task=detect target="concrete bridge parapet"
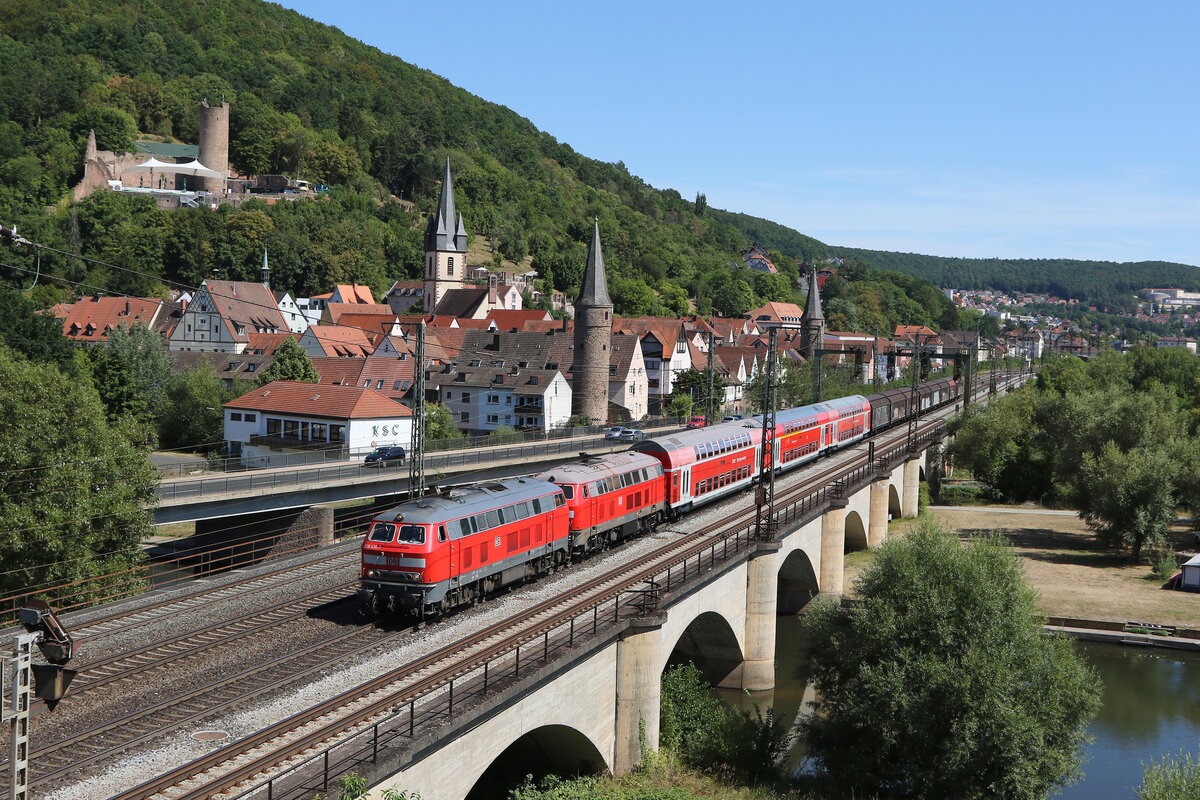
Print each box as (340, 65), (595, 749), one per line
(361, 435), (940, 799)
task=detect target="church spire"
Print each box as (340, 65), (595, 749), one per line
(577, 219), (613, 308)
(804, 265), (824, 322)
(424, 158), (467, 253)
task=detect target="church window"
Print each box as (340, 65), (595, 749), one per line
(447, 257), (455, 276)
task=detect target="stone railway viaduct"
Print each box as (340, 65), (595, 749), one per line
(352, 438), (931, 799)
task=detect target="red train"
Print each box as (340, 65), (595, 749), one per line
(360, 377), (963, 615)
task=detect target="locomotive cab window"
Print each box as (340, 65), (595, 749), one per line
(368, 522), (397, 543)
(561, 485), (575, 500)
(395, 525), (426, 544)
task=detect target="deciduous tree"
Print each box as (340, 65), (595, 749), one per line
(255, 336), (318, 385)
(0, 347), (156, 596)
(799, 520), (1099, 800)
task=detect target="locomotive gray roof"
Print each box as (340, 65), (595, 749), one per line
(376, 476), (558, 525)
(531, 450), (660, 484)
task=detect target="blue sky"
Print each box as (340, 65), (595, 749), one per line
(278, 1), (1198, 265)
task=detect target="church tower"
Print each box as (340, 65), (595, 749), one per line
(423, 159), (469, 311)
(800, 265), (825, 361)
(572, 220), (614, 425)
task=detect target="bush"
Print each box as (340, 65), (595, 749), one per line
(659, 664), (792, 785)
(1152, 549), (1180, 579)
(1138, 750), (1200, 799)
(918, 481), (930, 515)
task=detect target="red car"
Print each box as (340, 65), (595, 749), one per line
(685, 415), (706, 429)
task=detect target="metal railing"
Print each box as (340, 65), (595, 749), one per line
(155, 426), (681, 502)
(154, 417), (685, 478)
(219, 417), (961, 800)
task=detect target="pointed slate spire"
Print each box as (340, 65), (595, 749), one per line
(577, 219), (613, 308)
(804, 265), (824, 322)
(260, 246), (270, 288)
(424, 158), (468, 253)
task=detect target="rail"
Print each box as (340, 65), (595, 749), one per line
(146, 409), (972, 800)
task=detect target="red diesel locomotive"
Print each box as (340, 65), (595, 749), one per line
(360, 379), (964, 615)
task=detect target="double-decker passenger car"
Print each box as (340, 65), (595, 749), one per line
(633, 421), (762, 514)
(359, 477), (566, 614)
(532, 451), (667, 555)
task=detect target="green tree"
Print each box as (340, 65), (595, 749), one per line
(0, 347), (156, 596)
(255, 336), (318, 385)
(1138, 749), (1200, 800)
(424, 402), (462, 442)
(1078, 442), (1179, 560)
(92, 323), (174, 425)
(0, 287), (77, 374)
(160, 362), (228, 450)
(670, 368), (722, 417)
(799, 519), (1099, 800)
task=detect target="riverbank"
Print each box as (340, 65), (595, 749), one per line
(844, 506), (1200, 629)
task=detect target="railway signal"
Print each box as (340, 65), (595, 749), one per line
(4, 600), (77, 800)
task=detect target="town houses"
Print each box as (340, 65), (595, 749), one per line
(47, 159), (1137, 468)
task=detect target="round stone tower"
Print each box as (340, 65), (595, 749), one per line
(198, 99), (230, 196)
(572, 220), (614, 425)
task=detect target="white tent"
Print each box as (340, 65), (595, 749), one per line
(125, 158), (223, 191)
(1182, 553), (1200, 592)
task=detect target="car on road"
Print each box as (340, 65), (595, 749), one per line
(364, 446), (407, 467)
(618, 428), (647, 442)
(722, 414), (745, 422)
(604, 426), (630, 440)
(685, 416), (706, 429)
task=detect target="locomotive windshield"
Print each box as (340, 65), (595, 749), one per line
(368, 523), (427, 544)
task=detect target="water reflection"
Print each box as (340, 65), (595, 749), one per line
(1055, 641), (1200, 799)
(725, 620), (1200, 800)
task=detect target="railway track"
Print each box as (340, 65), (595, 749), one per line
(31, 373), (1027, 799)
(108, 397), (996, 800)
(59, 529), (365, 642)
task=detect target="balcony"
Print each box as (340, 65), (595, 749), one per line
(248, 434), (345, 453)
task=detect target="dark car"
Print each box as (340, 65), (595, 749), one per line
(364, 446), (406, 467)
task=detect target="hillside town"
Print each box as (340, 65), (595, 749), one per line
(43, 159), (1129, 473)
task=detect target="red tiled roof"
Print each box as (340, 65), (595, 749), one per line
(334, 284), (376, 304)
(324, 302), (393, 324)
(485, 309), (553, 330)
(55, 296), (166, 341)
(747, 301), (805, 323)
(244, 333), (294, 355)
(304, 325), (374, 357)
(201, 280), (290, 341)
(225, 380), (411, 419)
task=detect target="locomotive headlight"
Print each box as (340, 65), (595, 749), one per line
(367, 570), (378, 578)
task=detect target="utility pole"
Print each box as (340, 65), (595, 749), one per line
(907, 335), (923, 452)
(705, 330), (716, 427)
(755, 326), (779, 541)
(408, 321), (426, 501)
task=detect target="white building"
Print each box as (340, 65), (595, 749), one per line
(223, 380), (413, 467)
(427, 367), (571, 433)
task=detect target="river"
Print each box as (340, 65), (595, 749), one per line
(716, 617), (1200, 798)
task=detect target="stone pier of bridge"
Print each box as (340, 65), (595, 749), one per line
(361, 443), (931, 800)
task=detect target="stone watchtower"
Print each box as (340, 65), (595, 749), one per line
(800, 265), (825, 361)
(423, 159), (469, 312)
(572, 220), (614, 425)
(197, 98), (230, 196)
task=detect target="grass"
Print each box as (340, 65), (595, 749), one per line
(849, 505), (1200, 628)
